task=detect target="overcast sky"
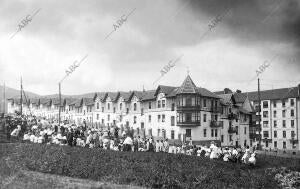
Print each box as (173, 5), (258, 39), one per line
(0, 0), (299, 95)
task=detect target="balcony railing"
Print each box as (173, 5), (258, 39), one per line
(228, 127), (237, 134)
(210, 121), (223, 128)
(228, 112), (238, 120)
(249, 133), (260, 140)
(177, 120), (200, 127)
(177, 105), (201, 111)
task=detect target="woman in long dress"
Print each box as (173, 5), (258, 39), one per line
(242, 146), (251, 164)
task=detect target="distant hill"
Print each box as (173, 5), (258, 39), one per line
(43, 92), (96, 99)
(0, 85), (40, 113)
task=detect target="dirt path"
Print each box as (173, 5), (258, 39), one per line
(1, 170), (145, 189)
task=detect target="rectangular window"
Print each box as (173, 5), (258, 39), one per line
(162, 114), (165, 122)
(263, 131), (269, 138)
(274, 141), (277, 148)
(291, 120), (295, 128)
(97, 114), (99, 120)
(283, 141), (286, 149)
(203, 99), (207, 107)
(101, 119), (104, 124)
(273, 110), (277, 118)
(157, 129), (160, 136)
(171, 130), (175, 139)
(274, 120), (277, 127)
(107, 114), (110, 121)
(149, 115), (151, 123)
(282, 100), (286, 107)
(203, 114), (207, 122)
(171, 103), (175, 111)
(102, 107), (104, 112)
(291, 131), (295, 138)
(113, 107), (116, 113)
(211, 129), (214, 137)
(273, 101), (276, 108)
(171, 116), (175, 126)
(126, 108), (129, 114)
(291, 109), (294, 117)
(283, 120), (286, 128)
(229, 135), (232, 141)
(204, 129), (207, 137)
(162, 100), (166, 108)
(149, 102), (152, 109)
(107, 103), (110, 110)
(274, 131), (277, 138)
(263, 101), (268, 108)
(291, 99), (295, 106)
(283, 131), (286, 138)
(282, 110), (286, 118)
(221, 135), (224, 143)
(158, 115), (161, 122)
(186, 129), (191, 138)
(263, 111), (268, 118)
(215, 129), (218, 137)
(244, 127), (247, 135)
(158, 101), (161, 108)
(263, 121), (269, 128)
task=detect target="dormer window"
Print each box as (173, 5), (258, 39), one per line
(134, 103), (137, 111)
(158, 100), (161, 108)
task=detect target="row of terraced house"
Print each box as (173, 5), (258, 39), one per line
(6, 75), (300, 151)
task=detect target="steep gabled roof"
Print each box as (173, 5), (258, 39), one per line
(233, 93), (247, 104)
(83, 98), (94, 106)
(218, 94), (234, 105)
(197, 87), (220, 99)
(118, 91), (133, 102)
(73, 99), (82, 107)
(141, 90), (156, 101)
(105, 92), (119, 102)
(93, 92), (107, 101)
(154, 85), (177, 97)
(176, 75), (198, 94)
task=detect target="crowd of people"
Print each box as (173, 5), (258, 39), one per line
(3, 114), (257, 166)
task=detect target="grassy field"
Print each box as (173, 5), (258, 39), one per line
(1, 142), (300, 189)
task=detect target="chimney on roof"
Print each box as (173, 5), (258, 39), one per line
(236, 89), (242, 93)
(224, 88), (232, 94)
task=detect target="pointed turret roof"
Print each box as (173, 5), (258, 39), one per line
(176, 75), (198, 94)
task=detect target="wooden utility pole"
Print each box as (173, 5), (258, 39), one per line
(58, 82), (61, 125)
(258, 78), (262, 149)
(20, 77), (23, 116)
(3, 82), (5, 113)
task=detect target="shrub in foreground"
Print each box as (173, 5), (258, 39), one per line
(2, 143), (300, 188)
